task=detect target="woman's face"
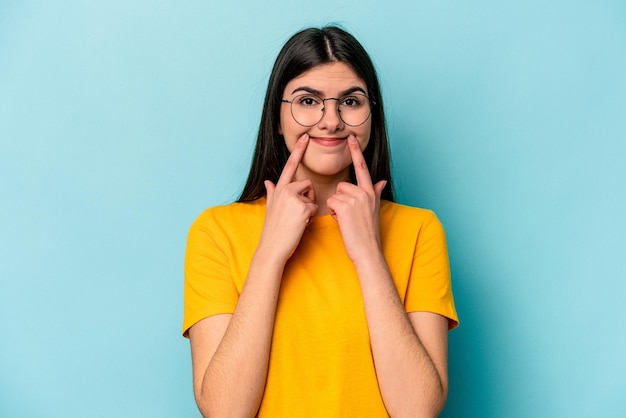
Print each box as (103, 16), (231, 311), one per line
(279, 62), (372, 182)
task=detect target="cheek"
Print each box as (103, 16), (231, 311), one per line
(278, 111), (285, 136)
(278, 105), (294, 136)
(358, 123), (372, 151)
(279, 110), (303, 151)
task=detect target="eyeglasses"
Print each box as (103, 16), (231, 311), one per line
(281, 93), (375, 127)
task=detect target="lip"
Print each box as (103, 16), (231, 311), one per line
(310, 136), (347, 147)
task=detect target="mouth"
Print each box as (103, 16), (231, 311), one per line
(309, 136), (347, 147)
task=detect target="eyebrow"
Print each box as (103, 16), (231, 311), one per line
(290, 86), (368, 97)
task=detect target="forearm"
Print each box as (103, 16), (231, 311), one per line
(354, 252), (447, 418)
(198, 249), (285, 417)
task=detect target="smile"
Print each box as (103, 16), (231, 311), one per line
(310, 136), (347, 147)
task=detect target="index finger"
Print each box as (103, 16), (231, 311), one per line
(276, 133), (309, 186)
(348, 135), (373, 189)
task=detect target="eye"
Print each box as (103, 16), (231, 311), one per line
(340, 96), (363, 108)
(296, 95), (322, 107)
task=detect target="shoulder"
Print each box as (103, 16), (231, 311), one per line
(380, 200), (442, 230)
(191, 198), (267, 233)
(187, 199), (267, 248)
(379, 201), (447, 250)
(186, 198), (267, 259)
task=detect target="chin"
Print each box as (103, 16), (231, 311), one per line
(302, 153), (352, 175)
(305, 163), (351, 178)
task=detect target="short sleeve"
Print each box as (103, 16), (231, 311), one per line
(182, 210), (239, 337)
(404, 211), (459, 329)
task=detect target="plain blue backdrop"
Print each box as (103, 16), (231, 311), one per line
(1, 1), (625, 417)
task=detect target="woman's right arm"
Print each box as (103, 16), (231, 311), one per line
(188, 251), (288, 417)
(188, 134), (314, 418)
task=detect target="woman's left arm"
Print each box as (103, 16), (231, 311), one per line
(352, 253), (449, 418)
(327, 136), (449, 418)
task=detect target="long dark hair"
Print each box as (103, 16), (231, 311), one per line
(238, 26), (394, 202)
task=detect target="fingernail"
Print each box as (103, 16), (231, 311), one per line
(299, 134), (309, 142)
(348, 135), (357, 143)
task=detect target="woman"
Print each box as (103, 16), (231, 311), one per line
(183, 26), (458, 417)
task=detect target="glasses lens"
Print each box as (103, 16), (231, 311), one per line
(337, 93), (372, 126)
(289, 94), (372, 127)
(290, 94), (324, 127)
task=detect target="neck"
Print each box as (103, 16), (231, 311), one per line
(295, 167), (351, 216)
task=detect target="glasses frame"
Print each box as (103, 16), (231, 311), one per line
(281, 93), (376, 127)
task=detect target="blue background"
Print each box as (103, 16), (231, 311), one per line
(1, 1), (625, 417)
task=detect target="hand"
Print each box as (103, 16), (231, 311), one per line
(259, 134), (318, 262)
(326, 135), (387, 263)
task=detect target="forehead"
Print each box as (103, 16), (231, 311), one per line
(284, 62), (366, 94)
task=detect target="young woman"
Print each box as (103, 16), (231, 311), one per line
(183, 26), (458, 418)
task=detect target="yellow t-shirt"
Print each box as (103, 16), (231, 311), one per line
(183, 198), (458, 417)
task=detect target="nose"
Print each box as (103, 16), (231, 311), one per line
(317, 98), (344, 131)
